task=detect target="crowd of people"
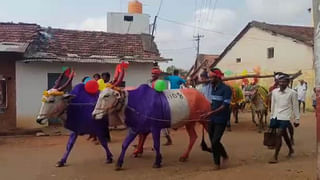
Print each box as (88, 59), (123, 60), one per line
(80, 63), (317, 170)
(149, 65), (305, 169)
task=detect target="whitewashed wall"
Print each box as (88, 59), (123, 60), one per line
(216, 27), (315, 109)
(16, 61), (153, 129)
(107, 12), (150, 34)
(217, 27), (314, 72)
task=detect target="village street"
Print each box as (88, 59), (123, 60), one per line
(0, 112), (316, 180)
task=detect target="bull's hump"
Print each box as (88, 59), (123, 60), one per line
(163, 90), (190, 127)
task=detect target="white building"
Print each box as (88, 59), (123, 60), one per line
(0, 22), (168, 129)
(107, 0), (151, 34)
(107, 12), (150, 34)
(216, 21), (314, 109)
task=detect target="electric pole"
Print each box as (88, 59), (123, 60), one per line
(151, 16), (158, 38)
(194, 34), (204, 57)
(193, 34), (204, 70)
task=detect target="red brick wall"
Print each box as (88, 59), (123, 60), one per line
(0, 53), (18, 130)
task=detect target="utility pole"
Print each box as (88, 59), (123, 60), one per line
(151, 16), (158, 38)
(312, 1), (320, 179)
(193, 34), (204, 70)
(194, 34), (204, 57)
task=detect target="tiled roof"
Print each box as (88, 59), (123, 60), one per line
(187, 54), (219, 78)
(217, 21), (314, 62)
(0, 22), (164, 62)
(251, 21), (314, 46)
(36, 28), (160, 59)
(0, 23), (40, 43)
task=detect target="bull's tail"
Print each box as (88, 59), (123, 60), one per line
(201, 125), (212, 153)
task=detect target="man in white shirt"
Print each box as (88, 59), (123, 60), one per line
(198, 71), (212, 102)
(295, 80), (307, 113)
(269, 73), (300, 164)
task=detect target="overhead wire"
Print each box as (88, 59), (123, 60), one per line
(157, 16), (280, 42)
(156, 0), (164, 16)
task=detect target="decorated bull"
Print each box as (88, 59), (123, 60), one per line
(230, 85), (245, 124)
(36, 69), (113, 167)
(243, 84), (269, 132)
(92, 85), (211, 169)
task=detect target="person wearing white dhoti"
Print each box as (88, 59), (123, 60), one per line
(294, 80), (307, 113)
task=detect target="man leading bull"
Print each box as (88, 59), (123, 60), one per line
(201, 68), (232, 170)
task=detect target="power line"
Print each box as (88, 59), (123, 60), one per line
(198, 0), (205, 28)
(156, 0), (164, 16)
(193, 0), (198, 36)
(158, 16), (225, 35)
(204, 0), (213, 25)
(157, 16), (281, 42)
(155, 39), (194, 43)
(160, 47), (195, 51)
(208, 0), (219, 24)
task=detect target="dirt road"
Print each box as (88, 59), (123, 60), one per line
(0, 112), (316, 180)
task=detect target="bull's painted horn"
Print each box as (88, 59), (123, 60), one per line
(57, 70), (75, 91)
(52, 73), (64, 89)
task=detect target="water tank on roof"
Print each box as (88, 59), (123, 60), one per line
(128, 0), (142, 14)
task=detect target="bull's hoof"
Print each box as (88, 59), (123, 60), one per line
(163, 142), (172, 146)
(268, 146), (275, 149)
(235, 121), (239, 124)
(152, 164), (162, 168)
(56, 161), (65, 167)
(133, 152), (143, 158)
(179, 157), (188, 162)
(106, 158), (113, 164)
(291, 139), (294, 146)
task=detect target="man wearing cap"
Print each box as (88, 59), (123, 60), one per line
(269, 73), (300, 164)
(201, 68), (232, 170)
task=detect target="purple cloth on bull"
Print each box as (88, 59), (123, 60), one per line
(65, 83), (108, 136)
(125, 84), (171, 133)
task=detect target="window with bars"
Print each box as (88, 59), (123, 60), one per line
(268, 47), (274, 59)
(0, 75), (7, 113)
(236, 58), (241, 63)
(124, 16), (134, 22)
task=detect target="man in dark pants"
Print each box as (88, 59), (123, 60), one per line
(201, 68), (232, 170)
(269, 73), (300, 163)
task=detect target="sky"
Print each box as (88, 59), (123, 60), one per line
(0, 0), (312, 71)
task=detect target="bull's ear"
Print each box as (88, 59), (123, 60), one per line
(63, 94), (76, 100)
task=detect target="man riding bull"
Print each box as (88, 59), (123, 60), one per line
(268, 73), (300, 164)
